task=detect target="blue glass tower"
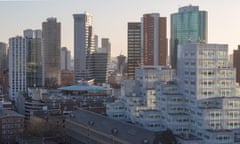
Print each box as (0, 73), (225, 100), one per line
(170, 5), (207, 70)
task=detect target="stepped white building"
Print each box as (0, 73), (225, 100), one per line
(107, 43), (240, 144)
(177, 43), (240, 144)
(107, 66), (174, 130)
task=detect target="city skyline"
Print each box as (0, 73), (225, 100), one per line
(1, 0), (240, 57)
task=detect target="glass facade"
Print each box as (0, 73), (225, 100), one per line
(170, 5), (207, 70)
(26, 38), (43, 87)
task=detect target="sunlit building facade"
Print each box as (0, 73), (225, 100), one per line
(127, 22), (141, 80)
(73, 12), (94, 83)
(233, 45), (240, 84)
(142, 13), (167, 66)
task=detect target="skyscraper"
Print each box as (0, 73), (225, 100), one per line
(92, 47), (109, 85)
(170, 5), (207, 69)
(233, 45), (240, 84)
(24, 29), (43, 88)
(94, 35), (98, 51)
(117, 55), (126, 76)
(0, 42), (8, 95)
(101, 38), (111, 58)
(42, 18), (61, 88)
(127, 22), (141, 79)
(73, 12), (94, 83)
(9, 36), (27, 100)
(142, 13), (167, 66)
(61, 47), (71, 70)
(102, 38), (111, 81)
(0, 43), (7, 76)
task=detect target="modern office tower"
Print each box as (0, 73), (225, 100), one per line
(0, 43), (7, 73)
(42, 18), (61, 88)
(92, 38), (111, 84)
(24, 29), (43, 88)
(233, 45), (240, 84)
(117, 55), (126, 76)
(0, 42), (8, 94)
(142, 13), (167, 66)
(101, 38), (111, 76)
(101, 38), (111, 59)
(178, 43), (240, 143)
(127, 22), (141, 80)
(73, 12), (94, 83)
(170, 5), (207, 70)
(94, 35), (98, 51)
(92, 47), (109, 85)
(60, 47), (73, 86)
(229, 54), (233, 67)
(61, 47), (71, 70)
(9, 36), (27, 101)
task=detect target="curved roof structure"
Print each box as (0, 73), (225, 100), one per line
(58, 82), (107, 92)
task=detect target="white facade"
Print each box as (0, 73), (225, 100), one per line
(73, 12), (94, 83)
(107, 43), (240, 143)
(136, 110), (163, 131)
(9, 36), (27, 100)
(156, 82), (190, 135)
(107, 65), (174, 129)
(135, 66), (175, 109)
(177, 43), (240, 144)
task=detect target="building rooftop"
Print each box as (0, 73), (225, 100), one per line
(178, 5), (199, 13)
(0, 109), (24, 118)
(58, 82), (108, 92)
(176, 134), (202, 140)
(68, 109), (177, 144)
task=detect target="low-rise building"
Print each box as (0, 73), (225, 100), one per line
(65, 109), (177, 144)
(0, 109), (24, 143)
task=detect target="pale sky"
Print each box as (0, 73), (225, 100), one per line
(0, 0), (240, 57)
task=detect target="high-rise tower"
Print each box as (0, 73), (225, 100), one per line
(142, 13), (167, 66)
(101, 38), (111, 64)
(0, 42), (8, 95)
(233, 45), (240, 84)
(9, 36), (27, 100)
(61, 47), (71, 70)
(24, 29), (43, 88)
(0, 43), (7, 74)
(170, 5), (207, 70)
(127, 22), (141, 79)
(42, 18), (61, 88)
(73, 12), (94, 83)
